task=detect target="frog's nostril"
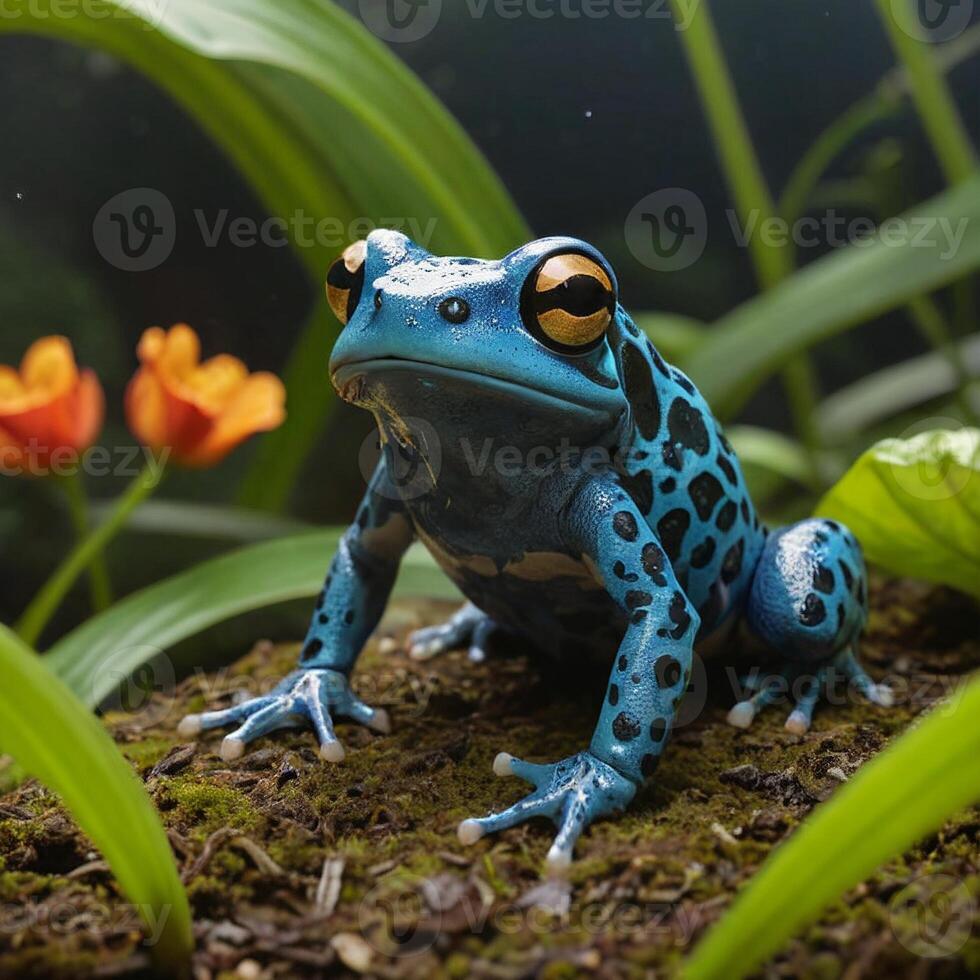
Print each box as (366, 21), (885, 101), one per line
(374, 289), (383, 311)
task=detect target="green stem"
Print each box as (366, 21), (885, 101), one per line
(17, 459), (167, 647)
(872, 0), (978, 185)
(778, 98), (898, 227)
(669, 0), (822, 487)
(61, 471), (113, 613)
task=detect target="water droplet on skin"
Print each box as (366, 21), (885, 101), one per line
(584, 110), (593, 119)
(14, 192), (24, 201)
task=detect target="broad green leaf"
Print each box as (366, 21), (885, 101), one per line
(684, 672), (980, 980)
(46, 531), (458, 707)
(683, 177), (980, 414)
(0, 0), (530, 510)
(0, 625), (191, 968)
(815, 428), (980, 598)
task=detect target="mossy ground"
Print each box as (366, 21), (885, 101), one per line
(0, 578), (977, 978)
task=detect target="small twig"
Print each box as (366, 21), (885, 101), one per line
(315, 857), (345, 916)
(181, 827), (237, 882)
(230, 835), (286, 877)
(66, 859), (111, 879)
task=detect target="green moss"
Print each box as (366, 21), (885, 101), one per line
(118, 736), (175, 769)
(158, 777), (261, 835)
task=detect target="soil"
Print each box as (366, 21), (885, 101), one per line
(0, 577), (977, 978)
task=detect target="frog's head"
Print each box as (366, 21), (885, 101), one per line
(328, 230), (629, 439)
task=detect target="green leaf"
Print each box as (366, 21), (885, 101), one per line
(818, 335), (980, 444)
(814, 428), (980, 598)
(0, 0), (530, 510)
(725, 425), (815, 486)
(92, 498), (313, 542)
(682, 177), (980, 414)
(46, 531), (458, 707)
(0, 625), (191, 968)
(684, 672), (980, 980)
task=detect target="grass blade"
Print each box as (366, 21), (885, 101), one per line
(45, 531), (458, 707)
(684, 672), (980, 980)
(872, 0), (977, 185)
(818, 334), (980, 443)
(682, 177), (980, 414)
(0, 625), (192, 968)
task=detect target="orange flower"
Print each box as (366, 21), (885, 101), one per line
(0, 336), (104, 476)
(125, 324), (286, 467)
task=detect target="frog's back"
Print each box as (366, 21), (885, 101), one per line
(611, 314), (767, 638)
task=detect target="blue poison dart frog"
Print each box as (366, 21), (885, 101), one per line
(179, 231), (891, 869)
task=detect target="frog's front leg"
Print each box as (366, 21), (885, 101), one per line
(178, 461), (415, 761)
(457, 480), (699, 869)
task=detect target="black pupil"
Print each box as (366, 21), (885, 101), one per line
(438, 296), (470, 323)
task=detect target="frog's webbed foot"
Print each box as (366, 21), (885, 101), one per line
(457, 751), (637, 871)
(727, 647), (893, 735)
(407, 601), (498, 662)
(177, 668), (390, 762)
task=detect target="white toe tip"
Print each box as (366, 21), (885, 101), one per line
(545, 846), (572, 873)
(492, 752), (514, 777)
(784, 711), (810, 735)
(369, 708), (392, 735)
(408, 643), (434, 661)
(220, 737), (245, 762)
(873, 685), (895, 707)
(468, 647), (486, 663)
(457, 819), (485, 845)
(177, 715), (202, 738)
(320, 741), (346, 764)
(727, 701), (756, 729)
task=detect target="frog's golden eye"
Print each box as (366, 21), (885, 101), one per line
(520, 252), (615, 354)
(326, 240), (367, 325)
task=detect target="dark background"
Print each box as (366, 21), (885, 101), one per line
(1, 0), (977, 636)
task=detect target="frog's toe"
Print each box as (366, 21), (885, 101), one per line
(458, 751), (636, 869)
(407, 601), (496, 662)
(726, 671), (790, 730)
(836, 648), (893, 706)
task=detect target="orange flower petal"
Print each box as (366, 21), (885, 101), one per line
(125, 367), (171, 451)
(157, 323), (201, 377)
(20, 336), (78, 400)
(182, 372), (286, 466)
(70, 369), (105, 454)
(184, 354), (249, 414)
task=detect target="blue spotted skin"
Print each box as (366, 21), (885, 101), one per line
(179, 230), (885, 868)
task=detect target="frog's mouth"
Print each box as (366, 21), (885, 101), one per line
(331, 356), (615, 419)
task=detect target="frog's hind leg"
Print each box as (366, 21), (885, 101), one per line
(407, 601), (498, 662)
(732, 517), (891, 733)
